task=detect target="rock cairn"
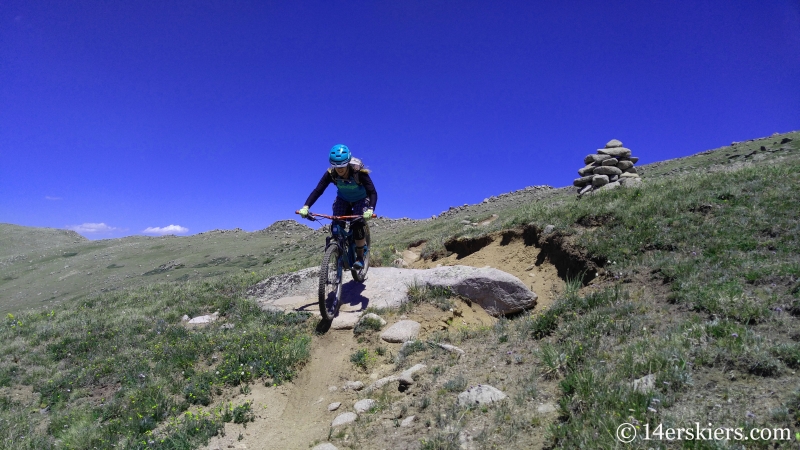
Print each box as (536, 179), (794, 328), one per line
(574, 139), (642, 196)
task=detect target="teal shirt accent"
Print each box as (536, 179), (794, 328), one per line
(335, 176), (367, 202)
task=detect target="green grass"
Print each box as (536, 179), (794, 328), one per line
(0, 271), (312, 449)
(3, 131), (800, 449)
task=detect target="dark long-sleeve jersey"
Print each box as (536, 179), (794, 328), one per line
(304, 169), (378, 210)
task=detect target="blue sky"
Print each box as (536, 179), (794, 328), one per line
(2, 1), (799, 239)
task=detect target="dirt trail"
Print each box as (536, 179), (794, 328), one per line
(203, 330), (359, 450)
(204, 234), (562, 449)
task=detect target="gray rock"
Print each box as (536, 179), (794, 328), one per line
(354, 399), (376, 413)
(628, 156), (639, 163)
(357, 313), (387, 328)
(598, 147), (632, 158)
(421, 266), (537, 315)
(598, 181), (621, 191)
(188, 311), (219, 325)
(344, 381), (365, 391)
(380, 320), (421, 343)
(605, 139), (623, 148)
(436, 343), (466, 355)
(609, 175), (619, 182)
(331, 412), (358, 427)
(543, 224), (555, 235)
(400, 364), (426, 384)
(619, 177), (643, 187)
(577, 165), (596, 177)
(593, 166), (623, 176)
(312, 444), (339, 450)
(573, 176), (594, 187)
(625, 167), (638, 174)
(256, 265), (535, 318)
(330, 312), (362, 330)
(578, 185), (593, 195)
(620, 172), (640, 178)
(616, 160), (634, 170)
(400, 415), (416, 427)
(537, 403), (557, 414)
(601, 158), (619, 166)
(367, 375), (398, 392)
(592, 174), (609, 187)
(631, 374), (656, 393)
(457, 385), (508, 407)
(584, 154), (614, 164)
(328, 402), (341, 411)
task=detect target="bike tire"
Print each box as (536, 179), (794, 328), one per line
(351, 225), (370, 283)
(318, 244), (343, 321)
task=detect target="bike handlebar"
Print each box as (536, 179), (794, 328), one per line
(295, 211), (378, 220)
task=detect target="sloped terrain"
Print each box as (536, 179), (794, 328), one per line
(1, 130), (799, 449)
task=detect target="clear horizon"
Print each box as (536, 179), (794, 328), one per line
(2, 1), (799, 239)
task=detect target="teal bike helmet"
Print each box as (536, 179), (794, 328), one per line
(329, 144), (351, 167)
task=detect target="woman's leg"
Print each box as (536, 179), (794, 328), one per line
(350, 199), (371, 264)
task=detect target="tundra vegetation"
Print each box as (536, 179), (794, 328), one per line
(1, 131), (799, 449)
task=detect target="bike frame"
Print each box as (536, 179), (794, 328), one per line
(296, 211), (374, 271)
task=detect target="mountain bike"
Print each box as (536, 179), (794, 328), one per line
(296, 211), (374, 321)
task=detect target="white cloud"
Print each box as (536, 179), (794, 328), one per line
(142, 224), (189, 235)
(45, 196), (62, 200)
(66, 222), (119, 234)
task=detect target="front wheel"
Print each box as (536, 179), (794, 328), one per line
(318, 244), (343, 321)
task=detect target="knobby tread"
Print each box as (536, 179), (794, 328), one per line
(318, 244), (340, 321)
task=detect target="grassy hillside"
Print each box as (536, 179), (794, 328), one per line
(1, 130), (798, 449)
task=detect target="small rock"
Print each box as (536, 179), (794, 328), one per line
(354, 399), (376, 413)
(344, 381), (365, 391)
(457, 384), (507, 407)
(312, 443), (338, 450)
(598, 181), (621, 191)
(367, 375), (398, 392)
(593, 166), (623, 176)
(436, 344), (464, 355)
(584, 154), (614, 164)
(605, 139), (623, 148)
(537, 403), (557, 414)
(331, 412), (358, 427)
(188, 313), (219, 325)
(328, 402), (341, 411)
(400, 415), (416, 427)
(631, 374), (656, 393)
(577, 165), (596, 176)
(592, 174), (609, 187)
(543, 225), (555, 235)
(357, 313), (387, 327)
(601, 158), (619, 166)
(380, 320), (421, 343)
(598, 147), (632, 158)
(573, 175), (594, 187)
(616, 160), (634, 170)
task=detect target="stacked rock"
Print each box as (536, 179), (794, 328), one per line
(574, 139), (642, 196)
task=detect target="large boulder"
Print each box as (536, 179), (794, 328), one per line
(420, 266), (537, 315)
(253, 265), (537, 317)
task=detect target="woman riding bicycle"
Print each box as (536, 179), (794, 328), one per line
(298, 144), (378, 269)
